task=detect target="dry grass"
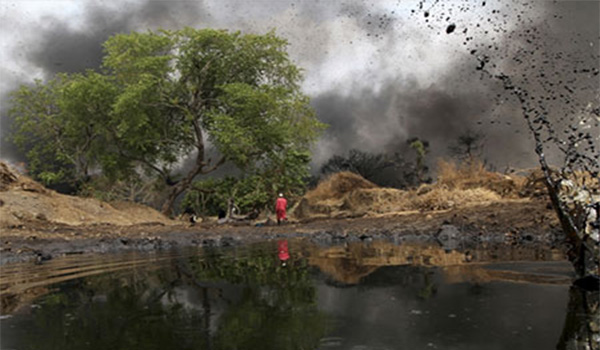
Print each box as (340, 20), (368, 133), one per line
(304, 172), (377, 201)
(343, 188), (411, 213)
(0, 162), (48, 194)
(436, 159), (525, 197)
(342, 186), (501, 213)
(293, 160), (529, 220)
(410, 187), (501, 211)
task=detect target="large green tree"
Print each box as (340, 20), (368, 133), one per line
(10, 28), (325, 215)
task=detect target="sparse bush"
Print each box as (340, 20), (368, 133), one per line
(320, 149), (390, 181)
(79, 175), (164, 207)
(319, 146), (431, 189)
(449, 130), (485, 162)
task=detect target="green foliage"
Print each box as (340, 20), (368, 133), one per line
(408, 137), (430, 184)
(409, 138), (428, 159)
(8, 28), (325, 212)
(9, 76), (73, 185)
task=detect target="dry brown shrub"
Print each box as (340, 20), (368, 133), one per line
(293, 172), (377, 219)
(562, 170), (600, 192)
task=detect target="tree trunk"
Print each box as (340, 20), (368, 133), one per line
(160, 121), (226, 216)
(161, 164), (202, 217)
(161, 118), (207, 216)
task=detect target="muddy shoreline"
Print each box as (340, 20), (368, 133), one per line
(0, 200), (565, 265)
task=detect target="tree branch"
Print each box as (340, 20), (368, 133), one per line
(200, 156), (226, 174)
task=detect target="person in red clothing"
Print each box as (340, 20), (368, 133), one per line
(275, 193), (287, 225)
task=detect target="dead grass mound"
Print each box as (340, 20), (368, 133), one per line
(0, 161), (175, 229)
(342, 186), (501, 213)
(0, 162), (18, 191)
(411, 187), (501, 211)
(342, 188), (411, 214)
(436, 159), (525, 197)
(293, 167), (506, 220)
(292, 172), (378, 219)
(305, 171), (377, 201)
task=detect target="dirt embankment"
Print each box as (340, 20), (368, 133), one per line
(0, 162), (174, 229)
(0, 161), (560, 264)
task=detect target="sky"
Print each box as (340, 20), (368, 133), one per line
(0, 0), (598, 173)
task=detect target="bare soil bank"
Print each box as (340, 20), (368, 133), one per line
(0, 162), (563, 264)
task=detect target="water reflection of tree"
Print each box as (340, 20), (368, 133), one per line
(19, 269), (208, 350)
(14, 246), (327, 350)
(556, 287), (599, 350)
(184, 246), (329, 350)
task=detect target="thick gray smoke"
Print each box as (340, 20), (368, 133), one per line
(311, 0), (599, 170)
(1, 0), (597, 174)
(23, 1), (209, 75)
(311, 74), (499, 165)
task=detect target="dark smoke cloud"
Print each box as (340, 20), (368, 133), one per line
(1, 0), (598, 175)
(310, 0), (598, 171)
(25, 1), (209, 76)
(310, 66), (533, 169)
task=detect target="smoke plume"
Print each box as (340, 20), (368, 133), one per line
(1, 0), (597, 174)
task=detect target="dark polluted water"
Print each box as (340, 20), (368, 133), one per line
(0, 240), (598, 350)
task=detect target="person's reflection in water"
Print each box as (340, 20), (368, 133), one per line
(278, 240), (290, 267)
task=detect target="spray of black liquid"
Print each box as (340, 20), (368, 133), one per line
(411, 1), (599, 348)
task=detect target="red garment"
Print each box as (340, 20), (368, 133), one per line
(278, 240), (290, 261)
(276, 197), (287, 221)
